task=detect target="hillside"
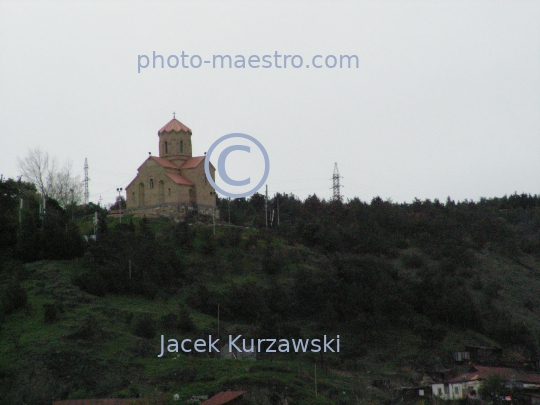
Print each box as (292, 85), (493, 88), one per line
(2, 178), (540, 404)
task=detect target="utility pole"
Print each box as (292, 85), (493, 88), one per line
(265, 185), (268, 228)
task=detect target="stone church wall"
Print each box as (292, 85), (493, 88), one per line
(125, 202), (219, 219)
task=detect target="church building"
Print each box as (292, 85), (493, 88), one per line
(125, 115), (218, 218)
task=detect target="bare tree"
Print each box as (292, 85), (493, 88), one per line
(17, 147), (83, 207)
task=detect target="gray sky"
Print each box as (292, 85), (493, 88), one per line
(1, 1), (539, 205)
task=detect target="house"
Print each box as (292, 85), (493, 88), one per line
(125, 115), (218, 219)
(432, 365), (535, 401)
(395, 385), (432, 405)
(453, 351), (471, 363)
(200, 391), (245, 405)
(465, 345), (502, 365)
(186, 395), (209, 404)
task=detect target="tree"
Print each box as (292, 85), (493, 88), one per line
(17, 147), (83, 207)
(479, 374), (508, 403)
(1, 281), (28, 315)
(109, 196), (126, 211)
(0, 176), (38, 250)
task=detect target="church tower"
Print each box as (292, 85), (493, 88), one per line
(158, 114), (193, 165)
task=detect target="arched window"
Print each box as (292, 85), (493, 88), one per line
(168, 188), (171, 196)
(150, 179), (154, 189)
(180, 140), (184, 153)
(165, 141), (168, 154)
(132, 192), (136, 204)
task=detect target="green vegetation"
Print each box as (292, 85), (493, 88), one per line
(3, 176), (540, 404)
(478, 374), (509, 401)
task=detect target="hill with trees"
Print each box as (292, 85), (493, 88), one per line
(2, 175), (540, 404)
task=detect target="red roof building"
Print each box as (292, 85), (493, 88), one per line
(200, 391), (246, 405)
(124, 115), (218, 219)
(448, 365), (520, 383)
(433, 365), (540, 401)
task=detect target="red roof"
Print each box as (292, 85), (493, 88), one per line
(181, 156), (205, 169)
(523, 374), (540, 384)
(201, 391), (245, 405)
(158, 118), (191, 134)
(449, 366), (521, 383)
(166, 172), (193, 186)
(148, 156), (179, 169)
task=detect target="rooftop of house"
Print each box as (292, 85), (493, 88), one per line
(448, 365), (539, 384)
(200, 391), (246, 405)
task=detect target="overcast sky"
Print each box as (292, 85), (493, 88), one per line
(1, 1), (539, 205)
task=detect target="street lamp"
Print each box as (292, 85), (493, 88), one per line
(116, 188), (123, 224)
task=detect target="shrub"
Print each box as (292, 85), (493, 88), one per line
(218, 227), (243, 248)
(198, 227), (216, 255)
(72, 270), (107, 297)
(1, 282), (28, 315)
(65, 315), (101, 340)
(401, 252), (424, 269)
(133, 314), (155, 339)
(178, 306), (195, 332)
(160, 312), (179, 330)
(43, 303), (58, 324)
(186, 284), (218, 315)
(262, 247), (285, 275)
(175, 220), (195, 248)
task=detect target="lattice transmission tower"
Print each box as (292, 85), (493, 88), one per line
(332, 162), (343, 201)
(332, 163), (343, 201)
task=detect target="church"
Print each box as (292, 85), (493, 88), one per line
(125, 115), (218, 218)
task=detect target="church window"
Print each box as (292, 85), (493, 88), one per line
(180, 140), (184, 153)
(165, 141), (168, 154)
(150, 179), (154, 189)
(168, 188), (171, 196)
